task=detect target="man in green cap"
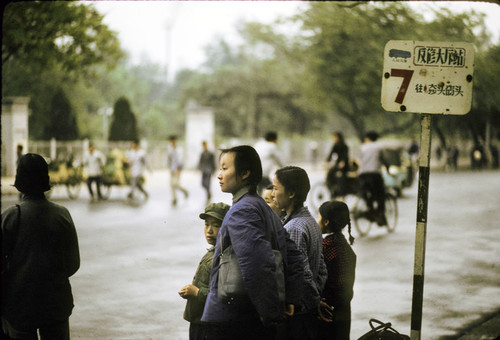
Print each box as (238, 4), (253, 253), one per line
(178, 202), (230, 340)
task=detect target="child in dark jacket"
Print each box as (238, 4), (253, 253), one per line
(317, 200), (356, 340)
(178, 202), (230, 340)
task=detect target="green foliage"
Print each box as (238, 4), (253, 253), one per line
(2, 1), (123, 77)
(43, 88), (79, 140)
(108, 97), (138, 141)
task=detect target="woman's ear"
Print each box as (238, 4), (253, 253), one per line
(241, 170), (250, 180)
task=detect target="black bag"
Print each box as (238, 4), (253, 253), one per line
(357, 319), (410, 340)
(218, 215), (285, 305)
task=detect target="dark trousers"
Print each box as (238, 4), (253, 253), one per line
(284, 312), (319, 340)
(359, 172), (385, 213)
(189, 322), (207, 340)
(1, 318), (69, 340)
(201, 172), (212, 199)
(204, 318), (277, 340)
(86, 176), (102, 198)
(318, 305), (351, 340)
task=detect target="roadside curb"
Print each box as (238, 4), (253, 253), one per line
(450, 309), (500, 340)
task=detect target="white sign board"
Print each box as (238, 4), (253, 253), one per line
(381, 40), (474, 115)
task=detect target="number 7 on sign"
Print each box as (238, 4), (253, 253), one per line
(391, 69), (414, 104)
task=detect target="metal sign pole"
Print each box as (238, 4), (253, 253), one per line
(410, 114), (432, 340)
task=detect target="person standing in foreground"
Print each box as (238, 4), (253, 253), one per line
(1, 153), (80, 340)
(179, 202), (230, 340)
(167, 135), (189, 206)
(272, 166), (327, 340)
(83, 142), (106, 202)
(317, 201), (356, 340)
(125, 139), (151, 200)
(202, 145), (304, 340)
(198, 141), (217, 204)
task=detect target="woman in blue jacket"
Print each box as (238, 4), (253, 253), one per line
(202, 145), (304, 340)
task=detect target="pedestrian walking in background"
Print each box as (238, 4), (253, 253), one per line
(125, 139), (151, 200)
(179, 202), (230, 340)
(272, 166), (327, 340)
(83, 142), (105, 202)
(167, 135), (189, 206)
(202, 145), (304, 340)
(255, 131), (284, 195)
(198, 141), (216, 204)
(1, 153), (80, 340)
(317, 201), (356, 340)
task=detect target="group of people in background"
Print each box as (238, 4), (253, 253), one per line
(178, 140), (357, 340)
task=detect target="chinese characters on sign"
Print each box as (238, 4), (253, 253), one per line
(415, 47), (466, 67)
(381, 40), (474, 115)
(415, 84), (464, 97)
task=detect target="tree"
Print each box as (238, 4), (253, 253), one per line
(2, 1), (124, 140)
(108, 97), (138, 141)
(43, 88), (79, 140)
(2, 1), (123, 78)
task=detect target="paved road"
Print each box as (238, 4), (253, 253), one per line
(2, 168), (499, 339)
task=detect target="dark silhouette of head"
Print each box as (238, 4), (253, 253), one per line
(14, 153), (51, 194)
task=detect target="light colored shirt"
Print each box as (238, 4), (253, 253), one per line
(359, 141), (384, 174)
(126, 148), (148, 177)
(84, 150), (105, 177)
(255, 140), (283, 179)
(167, 145), (183, 172)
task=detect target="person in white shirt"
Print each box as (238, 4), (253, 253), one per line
(167, 135), (189, 206)
(125, 140), (151, 200)
(83, 143), (105, 201)
(254, 131), (283, 195)
(358, 131), (389, 226)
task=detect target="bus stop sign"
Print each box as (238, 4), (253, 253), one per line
(381, 40), (474, 115)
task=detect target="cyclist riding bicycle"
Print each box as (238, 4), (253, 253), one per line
(358, 131), (390, 227)
(324, 132), (350, 199)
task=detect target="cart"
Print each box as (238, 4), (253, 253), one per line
(100, 149), (132, 199)
(47, 156), (84, 199)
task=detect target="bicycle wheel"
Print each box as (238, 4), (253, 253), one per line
(309, 182), (331, 212)
(352, 196), (373, 237)
(100, 184), (112, 200)
(385, 193), (398, 233)
(66, 183), (81, 199)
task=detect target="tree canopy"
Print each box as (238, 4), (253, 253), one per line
(2, 1), (123, 78)
(108, 97), (138, 141)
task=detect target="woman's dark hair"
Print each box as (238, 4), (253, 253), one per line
(319, 200), (355, 245)
(275, 166), (310, 209)
(14, 153), (51, 194)
(220, 145), (262, 194)
(334, 131), (345, 143)
(365, 131), (379, 142)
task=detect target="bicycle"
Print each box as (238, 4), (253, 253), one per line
(309, 171), (398, 237)
(350, 191), (398, 237)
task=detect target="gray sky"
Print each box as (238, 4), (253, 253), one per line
(88, 1), (500, 79)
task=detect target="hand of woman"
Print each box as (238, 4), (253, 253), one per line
(318, 299), (334, 322)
